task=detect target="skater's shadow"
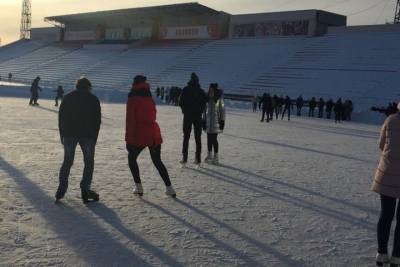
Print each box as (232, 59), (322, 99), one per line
(0, 155), (150, 266)
(142, 199), (304, 267)
(283, 120), (379, 140)
(224, 133), (375, 164)
(36, 105), (58, 114)
(192, 167), (375, 231)
(87, 202), (184, 267)
(218, 163), (378, 215)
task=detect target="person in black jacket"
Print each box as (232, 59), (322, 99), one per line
(326, 99), (334, 119)
(318, 98), (325, 118)
(334, 98), (343, 124)
(56, 77), (102, 203)
(308, 97), (317, 117)
(281, 96), (292, 121)
(296, 95), (304, 116)
(29, 77), (42, 106)
(372, 102), (398, 117)
(179, 73), (207, 165)
(54, 85), (64, 107)
(259, 93), (273, 122)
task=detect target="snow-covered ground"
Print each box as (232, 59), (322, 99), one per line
(0, 94), (384, 266)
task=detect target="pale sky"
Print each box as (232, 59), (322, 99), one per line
(0, 0), (397, 45)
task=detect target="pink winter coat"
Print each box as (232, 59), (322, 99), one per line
(372, 113), (400, 198)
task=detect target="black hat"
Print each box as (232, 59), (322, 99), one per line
(76, 77), (92, 91)
(133, 75), (147, 85)
(190, 72), (199, 83)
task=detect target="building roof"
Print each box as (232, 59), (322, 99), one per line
(45, 2), (222, 25)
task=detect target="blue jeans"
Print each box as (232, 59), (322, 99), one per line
(58, 138), (96, 195)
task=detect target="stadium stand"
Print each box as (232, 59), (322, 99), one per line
(0, 39), (45, 64)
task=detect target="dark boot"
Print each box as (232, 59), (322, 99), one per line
(81, 189), (99, 204)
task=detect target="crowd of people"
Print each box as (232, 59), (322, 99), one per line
(10, 68), (400, 267)
(254, 94), (354, 123)
(156, 86), (182, 106)
(52, 72), (225, 204)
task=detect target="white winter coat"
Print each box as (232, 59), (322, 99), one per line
(203, 97), (225, 134)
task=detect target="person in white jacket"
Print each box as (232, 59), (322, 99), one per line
(203, 83), (225, 164)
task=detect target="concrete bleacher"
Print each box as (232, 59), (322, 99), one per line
(0, 44), (78, 84)
(240, 31), (400, 112)
(0, 39), (45, 64)
(79, 40), (209, 91)
(1, 29), (399, 116)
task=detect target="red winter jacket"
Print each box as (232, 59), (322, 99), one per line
(125, 82), (162, 147)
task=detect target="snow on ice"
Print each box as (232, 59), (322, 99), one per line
(0, 88), (384, 266)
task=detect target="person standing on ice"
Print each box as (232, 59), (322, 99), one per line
(334, 98), (343, 123)
(56, 77), (101, 204)
(296, 95), (304, 116)
(325, 99), (334, 119)
(54, 85), (64, 107)
(318, 98), (325, 118)
(259, 93), (273, 122)
(308, 97), (317, 117)
(203, 83), (225, 165)
(252, 94), (258, 112)
(29, 77), (42, 106)
(179, 72), (207, 165)
(281, 96), (292, 121)
(372, 103), (400, 267)
(125, 75), (176, 197)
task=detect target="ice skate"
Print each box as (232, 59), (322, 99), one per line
(133, 183), (144, 196)
(179, 158), (187, 168)
(376, 253), (389, 266)
(193, 159), (201, 168)
(55, 187), (66, 203)
(81, 189), (99, 204)
(204, 152), (213, 163)
(212, 153), (219, 165)
(165, 186), (177, 198)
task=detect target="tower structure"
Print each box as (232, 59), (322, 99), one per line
(20, 0), (31, 39)
(395, 0), (400, 24)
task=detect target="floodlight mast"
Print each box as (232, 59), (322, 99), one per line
(20, 0), (32, 39)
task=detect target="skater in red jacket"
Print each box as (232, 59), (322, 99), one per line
(125, 75), (176, 197)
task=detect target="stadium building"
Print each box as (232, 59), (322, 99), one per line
(0, 2), (399, 121)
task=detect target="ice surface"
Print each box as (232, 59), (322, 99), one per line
(0, 95), (382, 266)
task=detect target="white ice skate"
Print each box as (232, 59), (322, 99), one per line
(165, 186), (177, 198)
(133, 183), (143, 196)
(212, 153), (219, 165)
(376, 253), (389, 266)
(204, 152), (213, 163)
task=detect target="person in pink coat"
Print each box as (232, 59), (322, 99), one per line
(372, 103), (400, 266)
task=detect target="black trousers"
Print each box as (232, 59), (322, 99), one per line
(378, 195), (400, 256)
(281, 107), (291, 120)
(127, 144), (171, 186)
(309, 108), (315, 117)
(29, 92), (39, 105)
(261, 109), (272, 122)
(335, 112), (341, 123)
(182, 116), (202, 162)
(207, 133), (219, 153)
(297, 106), (302, 116)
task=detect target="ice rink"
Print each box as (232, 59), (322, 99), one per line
(0, 96), (384, 266)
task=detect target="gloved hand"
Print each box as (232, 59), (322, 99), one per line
(202, 119), (206, 131)
(219, 121), (225, 131)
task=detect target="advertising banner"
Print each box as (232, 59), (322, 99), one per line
(233, 20), (309, 37)
(160, 25), (219, 39)
(65, 31), (96, 41)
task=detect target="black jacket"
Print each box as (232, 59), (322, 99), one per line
(179, 82), (207, 118)
(59, 89), (101, 140)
